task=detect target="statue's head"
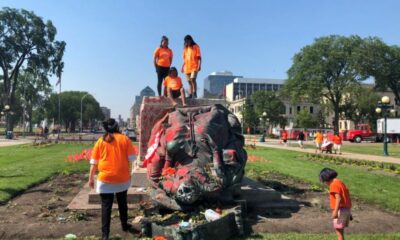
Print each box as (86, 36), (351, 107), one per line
(176, 180), (200, 204)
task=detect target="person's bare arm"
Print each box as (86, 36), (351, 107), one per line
(197, 56), (202, 72)
(332, 193), (341, 219)
(88, 164), (98, 189)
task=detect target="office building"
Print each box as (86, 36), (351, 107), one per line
(203, 71), (242, 98)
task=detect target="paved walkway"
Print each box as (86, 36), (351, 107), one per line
(246, 137), (400, 165)
(0, 138), (33, 147)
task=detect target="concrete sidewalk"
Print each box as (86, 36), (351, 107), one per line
(246, 138), (400, 165)
(0, 138), (33, 147)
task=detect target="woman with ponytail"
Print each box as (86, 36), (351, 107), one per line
(89, 118), (137, 240)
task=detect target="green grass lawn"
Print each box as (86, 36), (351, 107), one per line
(341, 143), (400, 158)
(0, 143), (92, 203)
(287, 140), (400, 157)
(241, 233), (400, 240)
(246, 147), (400, 212)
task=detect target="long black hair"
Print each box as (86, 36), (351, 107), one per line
(102, 118), (120, 143)
(160, 35), (169, 48)
(184, 35), (197, 47)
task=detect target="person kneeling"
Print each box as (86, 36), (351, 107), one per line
(164, 67), (187, 107)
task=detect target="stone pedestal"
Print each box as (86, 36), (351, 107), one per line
(137, 97), (226, 164)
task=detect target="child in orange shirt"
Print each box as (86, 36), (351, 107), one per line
(181, 35), (201, 98)
(333, 134), (342, 155)
(319, 168), (352, 240)
(163, 67), (187, 107)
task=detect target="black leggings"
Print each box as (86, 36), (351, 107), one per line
(156, 66), (170, 96)
(100, 190), (128, 237)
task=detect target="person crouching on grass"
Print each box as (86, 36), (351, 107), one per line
(319, 168), (352, 240)
(164, 67), (187, 107)
(89, 118), (137, 240)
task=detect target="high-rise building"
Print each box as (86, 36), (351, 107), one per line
(129, 86), (156, 128)
(100, 106), (111, 120)
(203, 71), (242, 98)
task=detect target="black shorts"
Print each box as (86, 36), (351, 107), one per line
(170, 89), (181, 98)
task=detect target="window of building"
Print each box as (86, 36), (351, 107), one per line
(310, 106), (314, 114)
(297, 106), (301, 112)
(289, 107), (292, 115)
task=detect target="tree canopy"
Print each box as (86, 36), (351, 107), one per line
(359, 38), (400, 105)
(285, 35), (368, 134)
(251, 91), (286, 127)
(45, 91), (104, 132)
(0, 7), (65, 131)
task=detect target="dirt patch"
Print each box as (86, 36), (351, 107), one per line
(1, 172), (400, 239)
(248, 171), (400, 234)
(0, 173), (141, 239)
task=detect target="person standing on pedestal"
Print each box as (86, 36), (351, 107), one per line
(181, 35), (201, 98)
(154, 36), (173, 96)
(88, 118), (137, 240)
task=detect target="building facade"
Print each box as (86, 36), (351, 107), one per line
(203, 71), (242, 98)
(129, 86), (156, 128)
(225, 77), (319, 131)
(100, 107), (111, 120)
(225, 78), (284, 101)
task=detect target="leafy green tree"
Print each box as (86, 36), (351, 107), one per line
(16, 71), (52, 132)
(251, 91), (286, 127)
(341, 84), (380, 127)
(285, 35), (367, 134)
(45, 91), (104, 132)
(242, 98), (259, 133)
(359, 38), (400, 104)
(0, 7), (66, 131)
(294, 109), (317, 128)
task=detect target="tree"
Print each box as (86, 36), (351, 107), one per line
(294, 109), (317, 128)
(0, 7), (66, 131)
(285, 35), (367, 134)
(17, 70), (52, 132)
(341, 84), (380, 127)
(359, 38), (400, 104)
(45, 91), (104, 132)
(251, 91), (286, 127)
(241, 98), (259, 133)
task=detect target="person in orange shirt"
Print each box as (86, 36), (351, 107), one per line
(163, 67), (187, 107)
(319, 168), (352, 240)
(154, 36), (173, 96)
(281, 129), (288, 146)
(89, 118), (137, 240)
(333, 133), (342, 155)
(314, 130), (323, 153)
(181, 35), (201, 98)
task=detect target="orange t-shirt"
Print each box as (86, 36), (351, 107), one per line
(164, 76), (183, 91)
(315, 132), (323, 143)
(281, 131), (288, 140)
(91, 133), (137, 183)
(333, 135), (342, 145)
(329, 179), (352, 209)
(154, 47), (173, 67)
(183, 44), (201, 74)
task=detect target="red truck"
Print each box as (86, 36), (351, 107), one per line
(346, 124), (377, 143)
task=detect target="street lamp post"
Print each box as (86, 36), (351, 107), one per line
(375, 96), (394, 156)
(80, 94), (89, 133)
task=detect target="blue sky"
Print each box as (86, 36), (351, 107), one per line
(1, 0), (400, 119)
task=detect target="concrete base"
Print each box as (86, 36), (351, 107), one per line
(131, 168), (149, 187)
(68, 175), (290, 211)
(236, 177), (282, 205)
(88, 187), (150, 204)
(67, 183), (144, 210)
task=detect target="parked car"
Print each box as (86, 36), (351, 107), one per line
(124, 128), (137, 141)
